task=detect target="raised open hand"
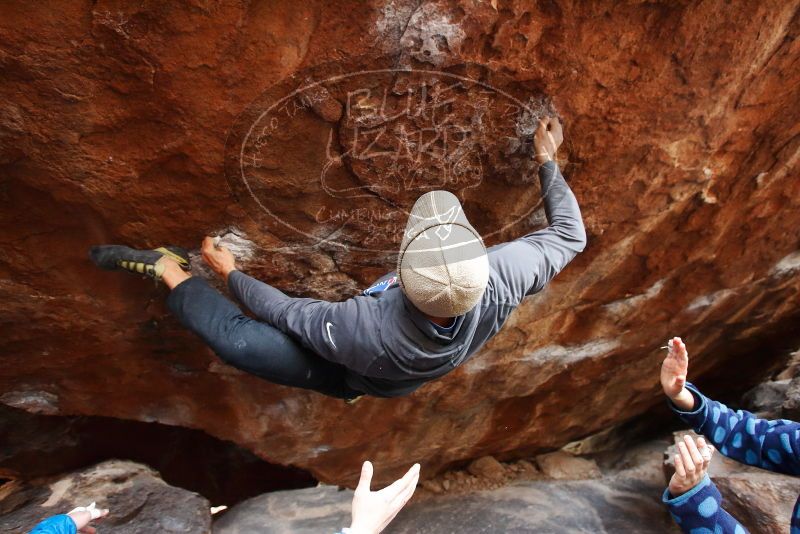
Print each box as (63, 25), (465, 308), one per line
(660, 336), (696, 411)
(661, 337), (688, 399)
(349, 461), (420, 534)
(668, 435), (714, 496)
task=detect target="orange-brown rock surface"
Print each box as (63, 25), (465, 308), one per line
(1, 1), (799, 485)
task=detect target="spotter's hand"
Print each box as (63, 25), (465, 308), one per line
(668, 435), (714, 496)
(660, 336), (695, 410)
(661, 337), (688, 399)
(349, 461), (420, 534)
(67, 502), (109, 534)
(201, 236), (237, 280)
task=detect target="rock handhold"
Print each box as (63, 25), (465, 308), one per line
(299, 81), (343, 123)
(535, 451), (602, 480)
(466, 455), (506, 481)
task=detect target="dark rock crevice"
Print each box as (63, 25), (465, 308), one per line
(0, 404), (316, 507)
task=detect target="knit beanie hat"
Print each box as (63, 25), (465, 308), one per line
(397, 191), (489, 317)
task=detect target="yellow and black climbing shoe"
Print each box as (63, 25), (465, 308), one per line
(89, 245), (190, 282)
(345, 395), (365, 405)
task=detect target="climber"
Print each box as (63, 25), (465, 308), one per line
(29, 502), (109, 534)
(661, 336), (800, 532)
(89, 116), (586, 400)
(662, 433), (748, 532)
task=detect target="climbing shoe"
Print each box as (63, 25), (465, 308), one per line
(345, 395), (365, 405)
(89, 245), (190, 282)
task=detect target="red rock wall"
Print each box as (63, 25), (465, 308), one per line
(1, 0), (799, 484)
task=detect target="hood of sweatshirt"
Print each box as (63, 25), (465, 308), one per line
(375, 288), (481, 378)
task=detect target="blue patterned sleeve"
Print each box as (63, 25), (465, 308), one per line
(29, 514), (78, 534)
(669, 382), (800, 476)
(663, 475), (748, 533)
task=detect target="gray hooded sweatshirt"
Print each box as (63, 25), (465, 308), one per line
(227, 161), (586, 397)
